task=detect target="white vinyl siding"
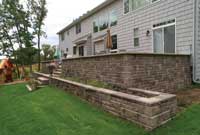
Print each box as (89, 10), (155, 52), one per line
(59, 0), (194, 57)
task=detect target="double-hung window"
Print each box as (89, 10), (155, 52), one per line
(132, 0), (150, 10)
(111, 35), (117, 50)
(110, 10), (117, 27)
(123, 0), (159, 13)
(99, 15), (109, 31)
(93, 19), (99, 33)
(124, 0), (130, 14)
(133, 28), (139, 47)
(73, 46), (77, 55)
(79, 46), (84, 56)
(76, 23), (81, 34)
(153, 20), (176, 54)
(61, 33), (65, 41)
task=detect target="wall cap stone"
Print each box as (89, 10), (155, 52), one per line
(35, 72), (176, 106)
(61, 52), (190, 61)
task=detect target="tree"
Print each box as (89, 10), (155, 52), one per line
(41, 44), (56, 61)
(29, 0), (48, 71)
(0, 0), (45, 76)
(0, 0), (21, 76)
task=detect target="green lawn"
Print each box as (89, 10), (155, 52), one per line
(0, 84), (200, 135)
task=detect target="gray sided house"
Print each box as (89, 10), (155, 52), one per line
(57, 0), (200, 83)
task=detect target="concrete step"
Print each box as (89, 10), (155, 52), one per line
(56, 69), (62, 72)
(26, 84), (33, 92)
(54, 71), (61, 74)
(53, 74), (60, 77)
(37, 77), (49, 85)
(36, 80), (43, 85)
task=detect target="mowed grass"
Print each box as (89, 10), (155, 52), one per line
(0, 84), (146, 135)
(0, 84), (200, 135)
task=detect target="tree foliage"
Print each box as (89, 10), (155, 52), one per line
(41, 44), (56, 61)
(0, 0), (48, 75)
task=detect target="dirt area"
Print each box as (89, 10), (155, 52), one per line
(176, 85), (200, 111)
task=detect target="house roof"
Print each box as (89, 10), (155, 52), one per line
(57, 0), (117, 35)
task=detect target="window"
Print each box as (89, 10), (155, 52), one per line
(111, 35), (117, 50)
(76, 23), (81, 34)
(61, 33), (65, 41)
(132, 0), (150, 10)
(93, 19), (99, 33)
(123, 0), (159, 13)
(110, 10), (117, 27)
(153, 21), (176, 54)
(133, 28), (139, 47)
(73, 46), (77, 55)
(67, 30), (70, 35)
(93, 10), (118, 33)
(99, 15), (109, 31)
(124, 0), (130, 14)
(79, 46), (84, 56)
(152, 0), (159, 2)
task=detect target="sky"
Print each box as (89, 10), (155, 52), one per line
(41, 0), (105, 45)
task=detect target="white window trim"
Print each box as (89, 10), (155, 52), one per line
(152, 20), (176, 54)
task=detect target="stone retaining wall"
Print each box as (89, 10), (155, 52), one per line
(34, 72), (177, 130)
(41, 60), (51, 74)
(60, 53), (191, 93)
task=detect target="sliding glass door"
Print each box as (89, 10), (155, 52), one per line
(153, 25), (175, 53)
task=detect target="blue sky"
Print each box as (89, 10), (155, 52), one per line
(41, 0), (105, 45)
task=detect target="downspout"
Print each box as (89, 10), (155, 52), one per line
(193, 0), (198, 83)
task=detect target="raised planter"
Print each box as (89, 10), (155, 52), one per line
(34, 72), (177, 130)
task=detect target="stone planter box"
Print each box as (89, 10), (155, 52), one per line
(34, 72), (177, 130)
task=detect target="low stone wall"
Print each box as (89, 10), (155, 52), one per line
(61, 53), (191, 93)
(34, 72), (177, 130)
